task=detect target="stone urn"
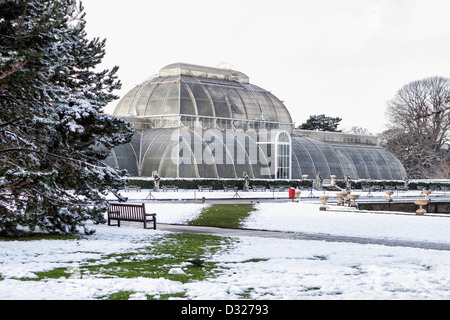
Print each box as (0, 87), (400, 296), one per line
(414, 199), (429, 215)
(336, 192), (347, 206)
(348, 194), (359, 207)
(423, 190), (431, 200)
(319, 194), (329, 211)
(385, 190), (394, 201)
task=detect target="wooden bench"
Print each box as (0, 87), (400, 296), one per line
(198, 185), (213, 192)
(269, 185), (290, 192)
(124, 185), (141, 192)
(252, 185), (266, 191)
(107, 203), (156, 229)
(162, 185), (178, 192)
(223, 185), (238, 192)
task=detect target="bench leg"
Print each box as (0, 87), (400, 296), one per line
(145, 219), (157, 230)
(108, 217), (120, 227)
(143, 215), (157, 230)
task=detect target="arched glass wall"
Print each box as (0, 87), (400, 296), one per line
(105, 128), (279, 179)
(105, 130), (406, 180)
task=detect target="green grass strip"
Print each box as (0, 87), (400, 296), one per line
(25, 233), (233, 285)
(188, 204), (256, 228)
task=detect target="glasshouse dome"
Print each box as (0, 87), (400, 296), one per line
(105, 63), (406, 181)
(113, 63), (293, 131)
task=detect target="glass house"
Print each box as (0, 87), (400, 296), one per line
(105, 63), (406, 181)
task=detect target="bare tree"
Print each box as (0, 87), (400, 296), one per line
(378, 128), (439, 178)
(382, 76), (450, 178)
(386, 76), (450, 150)
(430, 154), (450, 179)
(343, 126), (372, 135)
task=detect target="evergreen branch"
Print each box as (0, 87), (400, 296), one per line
(0, 147), (37, 154)
(0, 117), (24, 128)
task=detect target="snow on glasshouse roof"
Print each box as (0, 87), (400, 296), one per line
(106, 63), (406, 181)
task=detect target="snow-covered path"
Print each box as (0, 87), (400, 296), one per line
(158, 223), (450, 251)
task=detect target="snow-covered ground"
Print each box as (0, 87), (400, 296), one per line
(1, 190), (450, 300)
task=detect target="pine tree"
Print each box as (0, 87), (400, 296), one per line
(0, 0), (134, 236)
(298, 114), (342, 132)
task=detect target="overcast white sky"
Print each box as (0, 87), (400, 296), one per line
(83, 0), (450, 135)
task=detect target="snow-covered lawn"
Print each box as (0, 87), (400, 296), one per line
(245, 202), (450, 243)
(1, 195), (450, 300)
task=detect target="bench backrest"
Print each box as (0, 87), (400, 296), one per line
(108, 203), (145, 221)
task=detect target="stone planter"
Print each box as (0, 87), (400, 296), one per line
(348, 194), (359, 207)
(414, 199), (429, 215)
(319, 195), (329, 211)
(385, 190), (394, 201)
(336, 192), (347, 206)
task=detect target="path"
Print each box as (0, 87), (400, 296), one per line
(157, 223), (450, 251)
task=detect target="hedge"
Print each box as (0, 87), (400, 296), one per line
(124, 178), (312, 190)
(123, 178), (450, 191)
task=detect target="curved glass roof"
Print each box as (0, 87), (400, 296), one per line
(105, 128), (406, 180)
(290, 136), (406, 180)
(113, 63), (293, 126)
